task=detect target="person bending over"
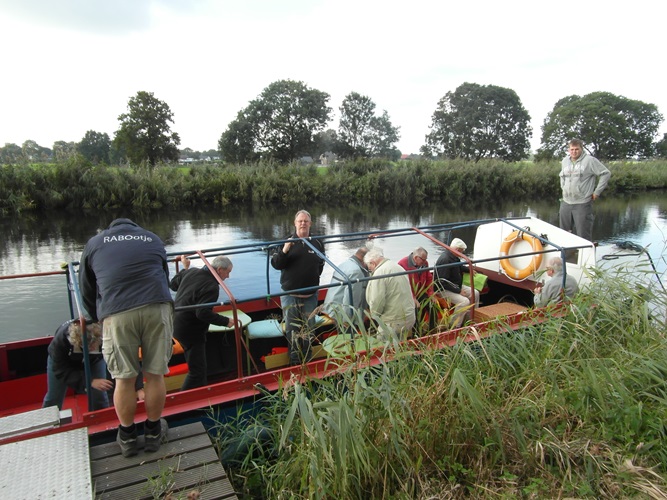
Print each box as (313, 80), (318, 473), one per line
(170, 254), (234, 390)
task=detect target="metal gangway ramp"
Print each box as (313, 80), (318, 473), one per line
(1, 407), (92, 499)
(0, 407), (237, 499)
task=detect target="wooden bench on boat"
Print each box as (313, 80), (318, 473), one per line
(474, 302), (528, 321)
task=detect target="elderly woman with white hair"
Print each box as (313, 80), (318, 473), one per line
(363, 248), (416, 341)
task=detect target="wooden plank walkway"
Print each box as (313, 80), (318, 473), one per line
(90, 421), (237, 499)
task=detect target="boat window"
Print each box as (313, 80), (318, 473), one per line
(565, 248), (579, 265)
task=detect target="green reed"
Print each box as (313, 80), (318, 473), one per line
(2, 157), (667, 215)
(212, 261), (667, 499)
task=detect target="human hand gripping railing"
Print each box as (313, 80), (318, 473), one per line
(194, 251), (260, 378)
(264, 236), (364, 340)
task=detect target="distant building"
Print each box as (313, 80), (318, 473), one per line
(319, 152), (336, 166)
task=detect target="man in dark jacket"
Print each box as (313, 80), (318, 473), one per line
(79, 218), (174, 457)
(270, 209), (325, 365)
(42, 319), (112, 411)
(169, 254), (233, 390)
(433, 238), (479, 328)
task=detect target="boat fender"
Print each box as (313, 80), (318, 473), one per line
(499, 230), (543, 280)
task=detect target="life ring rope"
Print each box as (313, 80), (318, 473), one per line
(499, 229), (543, 280)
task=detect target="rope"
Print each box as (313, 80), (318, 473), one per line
(602, 241), (666, 292)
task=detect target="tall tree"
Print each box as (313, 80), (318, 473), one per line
(336, 92), (376, 158)
(218, 110), (260, 164)
(368, 110), (401, 160)
(656, 133), (667, 159)
(22, 140), (51, 162)
(77, 131), (110, 164)
(538, 91), (663, 160)
(335, 92), (401, 159)
(0, 143), (24, 163)
(422, 82), (532, 162)
(312, 129), (338, 159)
(53, 141), (78, 162)
(113, 91), (180, 166)
(219, 80), (331, 164)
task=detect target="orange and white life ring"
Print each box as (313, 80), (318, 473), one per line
(499, 230), (543, 280)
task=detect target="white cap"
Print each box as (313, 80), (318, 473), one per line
(450, 238), (467, 251)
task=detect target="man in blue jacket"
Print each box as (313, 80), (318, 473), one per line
(559, 139), (611, 242)
(79, 218), (174, 457)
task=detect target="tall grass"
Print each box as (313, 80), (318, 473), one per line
(2, 157), (667, 215)
(211, 264), (667, 499)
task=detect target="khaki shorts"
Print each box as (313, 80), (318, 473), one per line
(102, 302), (174, 379)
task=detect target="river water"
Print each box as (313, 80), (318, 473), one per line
(1, 192), (666, 342)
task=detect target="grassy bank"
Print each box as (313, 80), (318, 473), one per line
(2, 157), (667, 215)
(211, 267), (667, 499)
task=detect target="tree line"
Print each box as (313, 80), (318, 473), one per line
(1, 80), (666, 166)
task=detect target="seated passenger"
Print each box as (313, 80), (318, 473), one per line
(433, 238), (480, 328)
(398, 246), (434, 323)
(322, 247), (370, 330)
(43, 319), (113, 411)
(364, 248), (416, 341)
(534, 257), (579, 307)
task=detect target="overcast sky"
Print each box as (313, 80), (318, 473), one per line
(1, 0), (665, 155)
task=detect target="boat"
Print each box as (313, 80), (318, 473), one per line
(1, 216), (662, 445)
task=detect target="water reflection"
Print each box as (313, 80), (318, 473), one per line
(1, 191), (665, 341)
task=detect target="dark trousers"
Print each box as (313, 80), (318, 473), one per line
(180, 338), (207, 391)
(559, 200), (594, 242)
(281, 293), (318, 365)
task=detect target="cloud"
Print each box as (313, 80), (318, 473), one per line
(0, 0), (665, 155)
(0, 0), (197, 34)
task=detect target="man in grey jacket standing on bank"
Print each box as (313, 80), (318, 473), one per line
(559, 138), (611, 242)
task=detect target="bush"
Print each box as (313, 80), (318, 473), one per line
(2, 159), (666, 215)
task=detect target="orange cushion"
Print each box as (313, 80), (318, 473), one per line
(139, 338), (185, 360)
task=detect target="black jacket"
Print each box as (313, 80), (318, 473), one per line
(47, 320), (104, 386)
(434, 249), (464, 294)
(270, 233), (325, 293)
(170, 266), (229, 345)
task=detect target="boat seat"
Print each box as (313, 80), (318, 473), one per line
(246, 319), (283, 339)
(246, 315), (336, 340)
(208, 310), (252, 333)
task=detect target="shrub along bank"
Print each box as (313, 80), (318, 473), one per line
(1, 157), (667, 215)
